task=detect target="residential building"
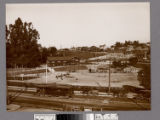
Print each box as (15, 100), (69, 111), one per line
(123, 66), (141, 73)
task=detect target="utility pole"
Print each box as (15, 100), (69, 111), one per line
(45, 63), (48, 84)
(21, 65), (23, 81)
(7, 74), (9, 105)
(108, 59), (111, 94)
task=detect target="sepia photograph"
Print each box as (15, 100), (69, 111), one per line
(6, 2), (150, 111)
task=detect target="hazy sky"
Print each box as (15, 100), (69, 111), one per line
(6, 3), (150, 49)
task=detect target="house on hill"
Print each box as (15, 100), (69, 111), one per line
(134, 45), (150, 61)
(47, 56), (80, 66)
(126, 45), (134, 54)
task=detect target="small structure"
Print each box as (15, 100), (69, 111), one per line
(126, 45), (134, 52)
(88, 65), (98, 73)
(47, 56), (80, 67)
(97, 65), (117, 73)
(123, 66), (141, 73)
(120, 59), (129, 65)
(89, 68), (97, 73)
(97, 66), (108, 73)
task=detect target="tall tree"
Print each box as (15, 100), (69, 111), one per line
(115, 42), (121, 47)
(133, 40), (139, 47)
(124, 40), (132, 46)
(6, 17), (41, 67)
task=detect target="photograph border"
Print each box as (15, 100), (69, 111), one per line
(0, 0), (160, 120)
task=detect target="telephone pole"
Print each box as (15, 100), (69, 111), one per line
(108, 59), (111, 94)
(45, 63), (48, 84)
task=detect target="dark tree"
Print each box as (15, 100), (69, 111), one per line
(138, 64), (150, 89)
(48, 47), (57, 56)
(129, 57), (138, 65)
(112, 61), (122, 68)
(81, 46), (89, 51)
(40, 47), (49, 63)
(124, 40), (132, 46)
(115, 42), (121, 47)
(6, 17), (41, 68)
(89, 46), (100, 52)
(133, 40), (139, 47)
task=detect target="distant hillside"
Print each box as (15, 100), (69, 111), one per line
(57, 51), (106, 59)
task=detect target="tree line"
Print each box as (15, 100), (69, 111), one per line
(6, 17), (57, 68)
(6, 18), (107, 68)
(111, 40), (149, 50)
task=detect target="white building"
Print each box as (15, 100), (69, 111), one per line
(123, 66), (141, 73)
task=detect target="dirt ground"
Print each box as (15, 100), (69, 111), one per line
(25, 69), (140, 88)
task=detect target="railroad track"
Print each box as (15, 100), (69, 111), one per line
(7, 80), (150, 111)
(8, 91), (150, 111)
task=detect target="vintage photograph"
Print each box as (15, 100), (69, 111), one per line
(6, 2), (150, 111)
